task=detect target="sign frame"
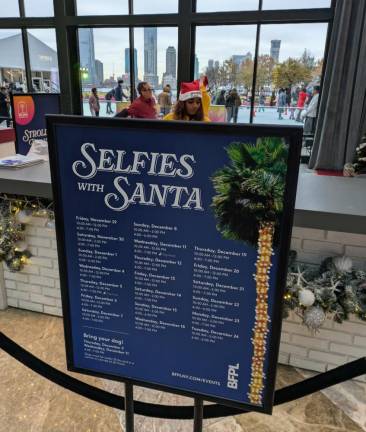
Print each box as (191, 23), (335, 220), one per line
(47, 115), (302, 414)
(11, 92), (61, 155)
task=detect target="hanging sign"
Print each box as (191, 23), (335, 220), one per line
(47, 115), (302, 413)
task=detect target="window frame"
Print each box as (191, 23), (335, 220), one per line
(0, 0), (336, 115)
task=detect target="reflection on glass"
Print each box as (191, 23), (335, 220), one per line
(77, 0), (128, 15)
(78, 28), (129, 117)
(196, 0), (258, 12)
(134, 0), (178, 14)
(27, 29), (59, 93)
(262, 0), (331, 9)
(134, 27), (178, 113)
(0, 3), (19, 17)
(0, 30), (26, 92)
(253, 23), (328, 126)
(24, 0), (54, 16)
(195, 25), (257, 124)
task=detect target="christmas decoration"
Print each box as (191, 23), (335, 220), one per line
(303, 306), (326, 330)
(298, 289), (315, 307)
(284, 251), (366, 331)
(0, 194), (54, 272)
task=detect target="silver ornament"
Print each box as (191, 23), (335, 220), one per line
(298, 289), (315, 307)
(16, 209), (32, 224)
(333, 256), (352, 273)
(303, 306), (326, 331)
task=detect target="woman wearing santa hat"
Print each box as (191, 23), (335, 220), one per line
(164, 77), (210, 122)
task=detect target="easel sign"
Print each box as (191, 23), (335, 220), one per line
(47, 115), (302, 414)
(11, 93), (60, 155)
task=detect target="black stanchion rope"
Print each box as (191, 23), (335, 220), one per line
(1, 331), (365, 419)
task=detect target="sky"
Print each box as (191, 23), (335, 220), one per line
(0, 0), (329, 80)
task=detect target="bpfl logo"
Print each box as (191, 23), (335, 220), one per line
(227, 363), (239, 389)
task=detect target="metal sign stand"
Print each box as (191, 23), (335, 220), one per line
(124, 383), (204, 432)
(125, 382), (134, 432)
(193, 398), (204, 432)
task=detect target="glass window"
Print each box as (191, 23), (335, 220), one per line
(78, 28), (129, 117)
(27, 29), (59, 93)
(77, 0), (128, 15)
(0, 3), (19, 17)
(196, 0), (258, 12)
(253, 23), (328, 126)
(262, 0), (331, 10)
(24, 0), (54, 16)
(134, 27), (178, 113)
(0, 29), (26, 92)
(134, 0), (178, 14)
(195, 25), (257, 123)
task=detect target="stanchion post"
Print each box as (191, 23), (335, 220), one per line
(125, 382), (134, 432)
(193, 398), (204, 432)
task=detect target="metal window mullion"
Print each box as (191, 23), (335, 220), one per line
(250, 1), (263, 123)
(53, 0), (80, 114)
(19, 0), (33, 92)
(129, 0), (135, 102)
(177, 0), (194, 90)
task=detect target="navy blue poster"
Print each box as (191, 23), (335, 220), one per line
(13, 93), (60, 155)
(48, 117), (301, 413)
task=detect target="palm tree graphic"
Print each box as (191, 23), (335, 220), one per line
(211, 137), (288, 405)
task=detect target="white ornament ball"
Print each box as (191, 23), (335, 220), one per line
(298, 289), (315, 307)
(16, 209), (32, 224)
(14, 240), (28, 252)
(303, 306), (326, 331)
(333, 256), (353, 273)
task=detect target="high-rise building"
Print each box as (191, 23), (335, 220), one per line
(162, 73), (176, 89)
(270, 40), (281, 63)
(232, 52), (252, 67)
(144, 27), (159, 88)
(208, 59), (214, 70)
(124, 48), (138, 80)
(79, 28), (97, 85)
(194, 55), (200, 80)
(165, 46), (176, 78)
(95, 59), (104, 85)
(214, 60), (220, 69)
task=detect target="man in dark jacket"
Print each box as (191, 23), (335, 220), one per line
(114, 79), (128, 101)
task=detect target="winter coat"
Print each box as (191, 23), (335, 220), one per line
(158, 91), (172, 109)
(114, 85), (127, 101)
(215, 93), (226, 105)
(225, 93), (241, 108)
(127, 96), (157, 119)
(277, 92), (287, 108)
(88, 94), (100, 114)
(297, 91), (307, 108)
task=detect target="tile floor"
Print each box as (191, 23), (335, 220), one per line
(0, 308), (365, 432)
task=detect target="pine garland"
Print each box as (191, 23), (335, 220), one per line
(0, 194), (54, 272)
(284, 251), (366, 331)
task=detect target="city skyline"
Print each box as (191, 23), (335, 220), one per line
(0, 21), (328, 86)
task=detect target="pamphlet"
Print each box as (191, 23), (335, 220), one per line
(0, 154), (44, 169)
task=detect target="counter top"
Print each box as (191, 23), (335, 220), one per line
(0, 163), (365, 234)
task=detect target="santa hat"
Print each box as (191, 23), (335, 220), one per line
(179, 80), (202, 101)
